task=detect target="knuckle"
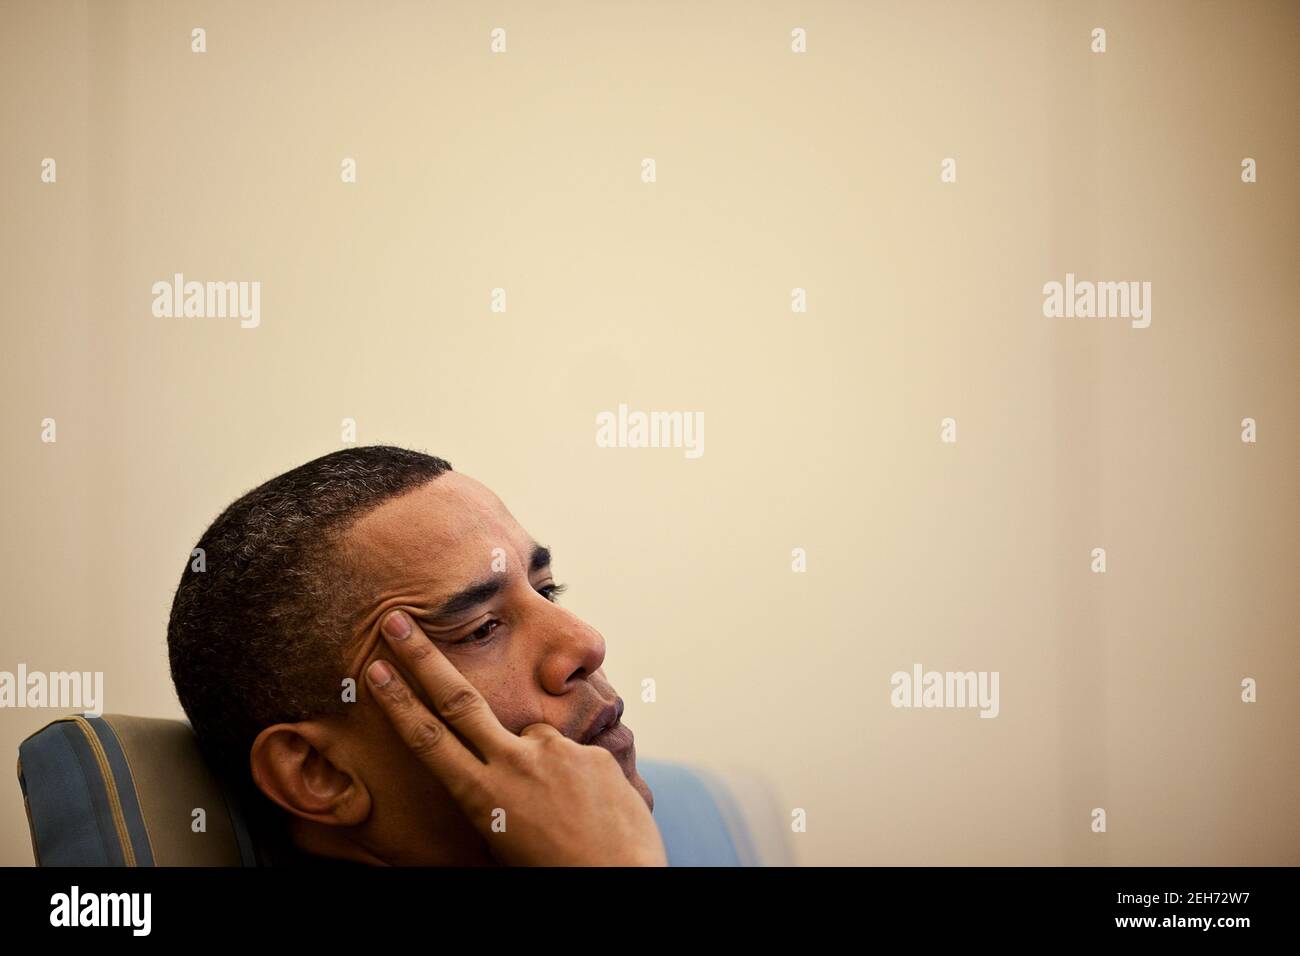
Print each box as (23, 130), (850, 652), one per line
(505, 744), (548, 781)
(437, 685), (479, 721)
(503, 744), (539, 772)
(407, 719), (444, 757)
(381, 676), (413, 707)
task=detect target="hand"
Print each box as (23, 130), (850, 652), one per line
(364, 609), (667, 867)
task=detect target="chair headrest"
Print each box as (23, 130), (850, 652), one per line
(17, 714), (259, 866)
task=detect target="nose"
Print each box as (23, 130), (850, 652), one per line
(536, 602), (607, 694)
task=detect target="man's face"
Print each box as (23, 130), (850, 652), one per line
(324, 471), (651, 864)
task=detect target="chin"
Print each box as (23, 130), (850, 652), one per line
(626, 760), (654, 812)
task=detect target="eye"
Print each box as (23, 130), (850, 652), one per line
(458, 619), (501, 645)
(451, 583), (566, 646)
(538, 582), (567, 603)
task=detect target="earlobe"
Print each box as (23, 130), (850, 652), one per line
(249, 722), (372, 827)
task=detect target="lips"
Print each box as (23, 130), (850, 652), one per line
(580, 697), (627, 748)
(588, 719), (634, 756)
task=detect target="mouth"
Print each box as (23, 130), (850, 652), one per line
(580, 697), (633, 756)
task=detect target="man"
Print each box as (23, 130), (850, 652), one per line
(167, 445), (664, 865)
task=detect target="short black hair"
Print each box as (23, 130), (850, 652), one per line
(166, 445), (452, 789)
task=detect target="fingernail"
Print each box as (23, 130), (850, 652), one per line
(382, 609), (412, 640)
(368, 660), (393, 687)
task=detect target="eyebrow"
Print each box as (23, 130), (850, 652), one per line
(426, 543), (553, 624)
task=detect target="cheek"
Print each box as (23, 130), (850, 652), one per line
(353, 703), (417, 773)
(480, 686), (546, 737)
(354, 706), (472, 817)
(449, 657), (544, 735)
(368, 650), (549, 740)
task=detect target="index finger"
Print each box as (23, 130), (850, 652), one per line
(373, 608), (519, 761)
(365, 659), (487, 801)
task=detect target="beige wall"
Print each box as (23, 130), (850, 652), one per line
(1, 0), (1296, 866)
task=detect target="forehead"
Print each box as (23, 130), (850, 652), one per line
(343, 472), (530, 584)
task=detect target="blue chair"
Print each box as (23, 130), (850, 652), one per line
(17, 713), (791, 866)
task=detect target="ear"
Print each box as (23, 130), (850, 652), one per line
(249, 720), (371, 827)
